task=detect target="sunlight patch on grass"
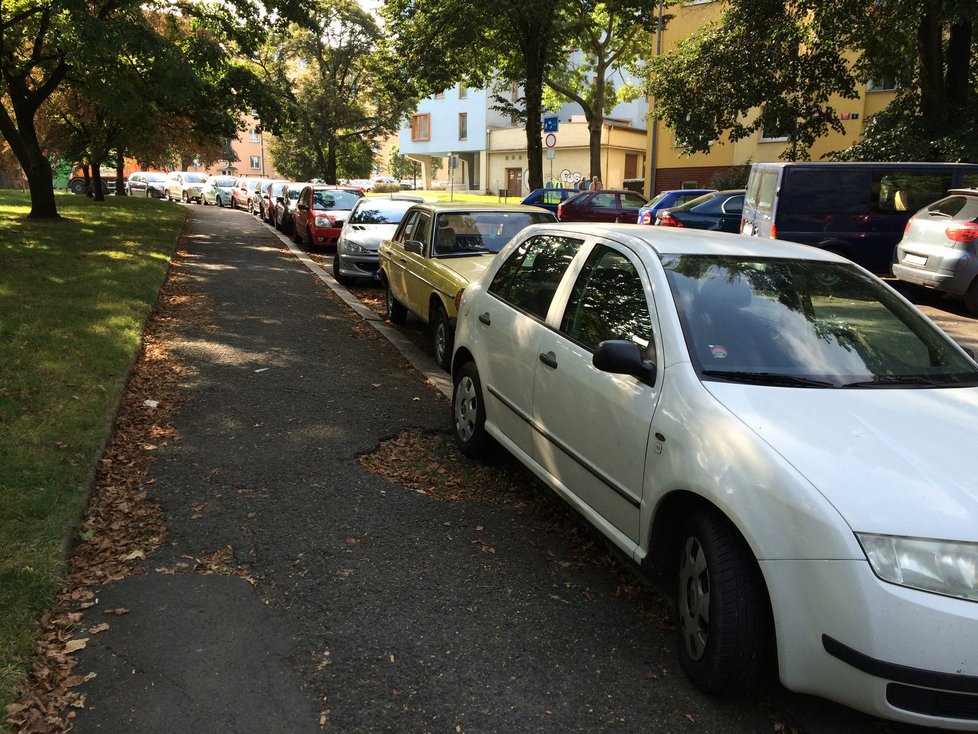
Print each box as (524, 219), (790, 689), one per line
(0, 191), (184, 715)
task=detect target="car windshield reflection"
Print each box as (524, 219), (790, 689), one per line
(431, 211), (555, 256)
(663, 255), (978, 387)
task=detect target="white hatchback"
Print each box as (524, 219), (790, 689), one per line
(451, 223), (978, 729)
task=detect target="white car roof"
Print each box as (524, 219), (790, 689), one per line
(525, 223), (850, 264)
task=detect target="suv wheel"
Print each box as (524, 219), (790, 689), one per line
(965, 278), (978, 316)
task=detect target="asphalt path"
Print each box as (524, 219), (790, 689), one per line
(71, 204), (956, 733)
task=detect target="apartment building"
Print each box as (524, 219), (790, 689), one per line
(400, 74), (649, 196)
(646, 1), (897, 195)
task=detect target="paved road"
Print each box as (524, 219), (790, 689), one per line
(71, 204), (956, 733)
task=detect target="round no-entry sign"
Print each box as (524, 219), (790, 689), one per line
(545, 133), (557, 149)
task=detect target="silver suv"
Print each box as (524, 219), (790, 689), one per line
(893, 188), (978, 314)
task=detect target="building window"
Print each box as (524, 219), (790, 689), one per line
(458, 113), (468, 141)
(250, 155), (261, 169)
(459, 83), (468, 99)
(411, 113), (431, 142)
(868, 78), (897, 92)
(249, 128), (260, 143)
(681, 180), (699, 189)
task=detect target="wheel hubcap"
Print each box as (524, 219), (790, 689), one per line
(679, 536), (710, 661)
(454, 377), (477, 442)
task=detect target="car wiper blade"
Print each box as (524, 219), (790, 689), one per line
(701, 370), (836, 387)
(842, 375), (945, 388)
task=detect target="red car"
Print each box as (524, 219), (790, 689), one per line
(556, 189), (648, 223)
(291, 185), (364, 247)
(260, 180), (289, 223)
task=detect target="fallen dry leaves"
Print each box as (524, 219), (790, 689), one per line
(359, 429), (675, 629)
(5, 245), (200, 733)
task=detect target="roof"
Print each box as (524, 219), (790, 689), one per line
(523, 223), (850, 263)
(404, 201), (554, 213)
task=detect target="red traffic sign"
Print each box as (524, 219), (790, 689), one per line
(545, 133), (557, 149)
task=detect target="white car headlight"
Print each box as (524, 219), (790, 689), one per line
(342, 240), (371, 254)
(857, 533), (978, 602)
(314, 216), (336, 228)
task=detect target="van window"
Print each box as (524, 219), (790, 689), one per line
(745, 169), (778, 213)
(778, 170), (869, 213)
(871, 172), (950, 213)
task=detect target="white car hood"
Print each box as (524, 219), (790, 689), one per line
(341, 223), (399, 251)
(706, 382), (978, 540)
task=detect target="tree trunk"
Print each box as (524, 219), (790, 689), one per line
(0, 103), (61, 219)
(917, 1), (949, 132)
(91, 163), (106, 202)
(945, 17), (972, 111)
(115, 153), (127, 195)
(324, 142), (338, 185)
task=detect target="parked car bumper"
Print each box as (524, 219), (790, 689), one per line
(893, 251), (976, 296)
(310, 224), (343, 247)
(336, 252), (380, 280)
(766, 559), (978, 729)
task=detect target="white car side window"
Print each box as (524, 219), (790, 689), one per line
(559, 245), (654, 355)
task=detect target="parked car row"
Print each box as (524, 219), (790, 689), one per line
(236, 174), (978, 729)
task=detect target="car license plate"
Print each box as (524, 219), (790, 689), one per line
(904, 254), (927, 266)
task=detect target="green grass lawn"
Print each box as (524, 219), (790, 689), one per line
(0, 191), (184, 715)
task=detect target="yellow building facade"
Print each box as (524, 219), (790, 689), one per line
(647, 1), (896, 195)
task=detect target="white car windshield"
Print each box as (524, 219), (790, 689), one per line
(184, 174), (207, 183)
(663, 255), (978, 387)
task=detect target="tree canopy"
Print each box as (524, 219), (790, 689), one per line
(644, 0), (978, 162)
(257, 0), (415, 183)
(383, 0), (565, 189)
(544, 0), (653, 178)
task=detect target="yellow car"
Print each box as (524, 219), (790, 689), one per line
(378, 202), (556, 370)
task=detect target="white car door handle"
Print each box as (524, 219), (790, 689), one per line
(539, 351), (558, 369)
(478, 312), (491, 326)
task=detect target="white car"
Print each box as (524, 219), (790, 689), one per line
(450, 223), (978, 729)
(164, 171), (208, 204)
(332, 196), (423, 286)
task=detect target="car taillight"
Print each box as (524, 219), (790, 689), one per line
(945, 223), (978, 243)
(770, 222), (777, 239)
(904, 216), (915, 234)
(556, 203), (565, 220)
(658, 212), (682, 227)
(454, 288), (465, 311)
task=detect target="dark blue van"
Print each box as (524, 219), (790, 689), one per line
(741, 162), (978, 273)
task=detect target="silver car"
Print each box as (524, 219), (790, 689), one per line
(893, 188), (978, 314)
(201, 175), (236, 207)
(332, 196), (423, 285)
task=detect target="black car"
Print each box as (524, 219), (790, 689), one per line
(126, 171), (168, 198)
(655, 189), (745, 232)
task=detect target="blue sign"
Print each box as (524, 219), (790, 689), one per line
(543, 115), (559, 133)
